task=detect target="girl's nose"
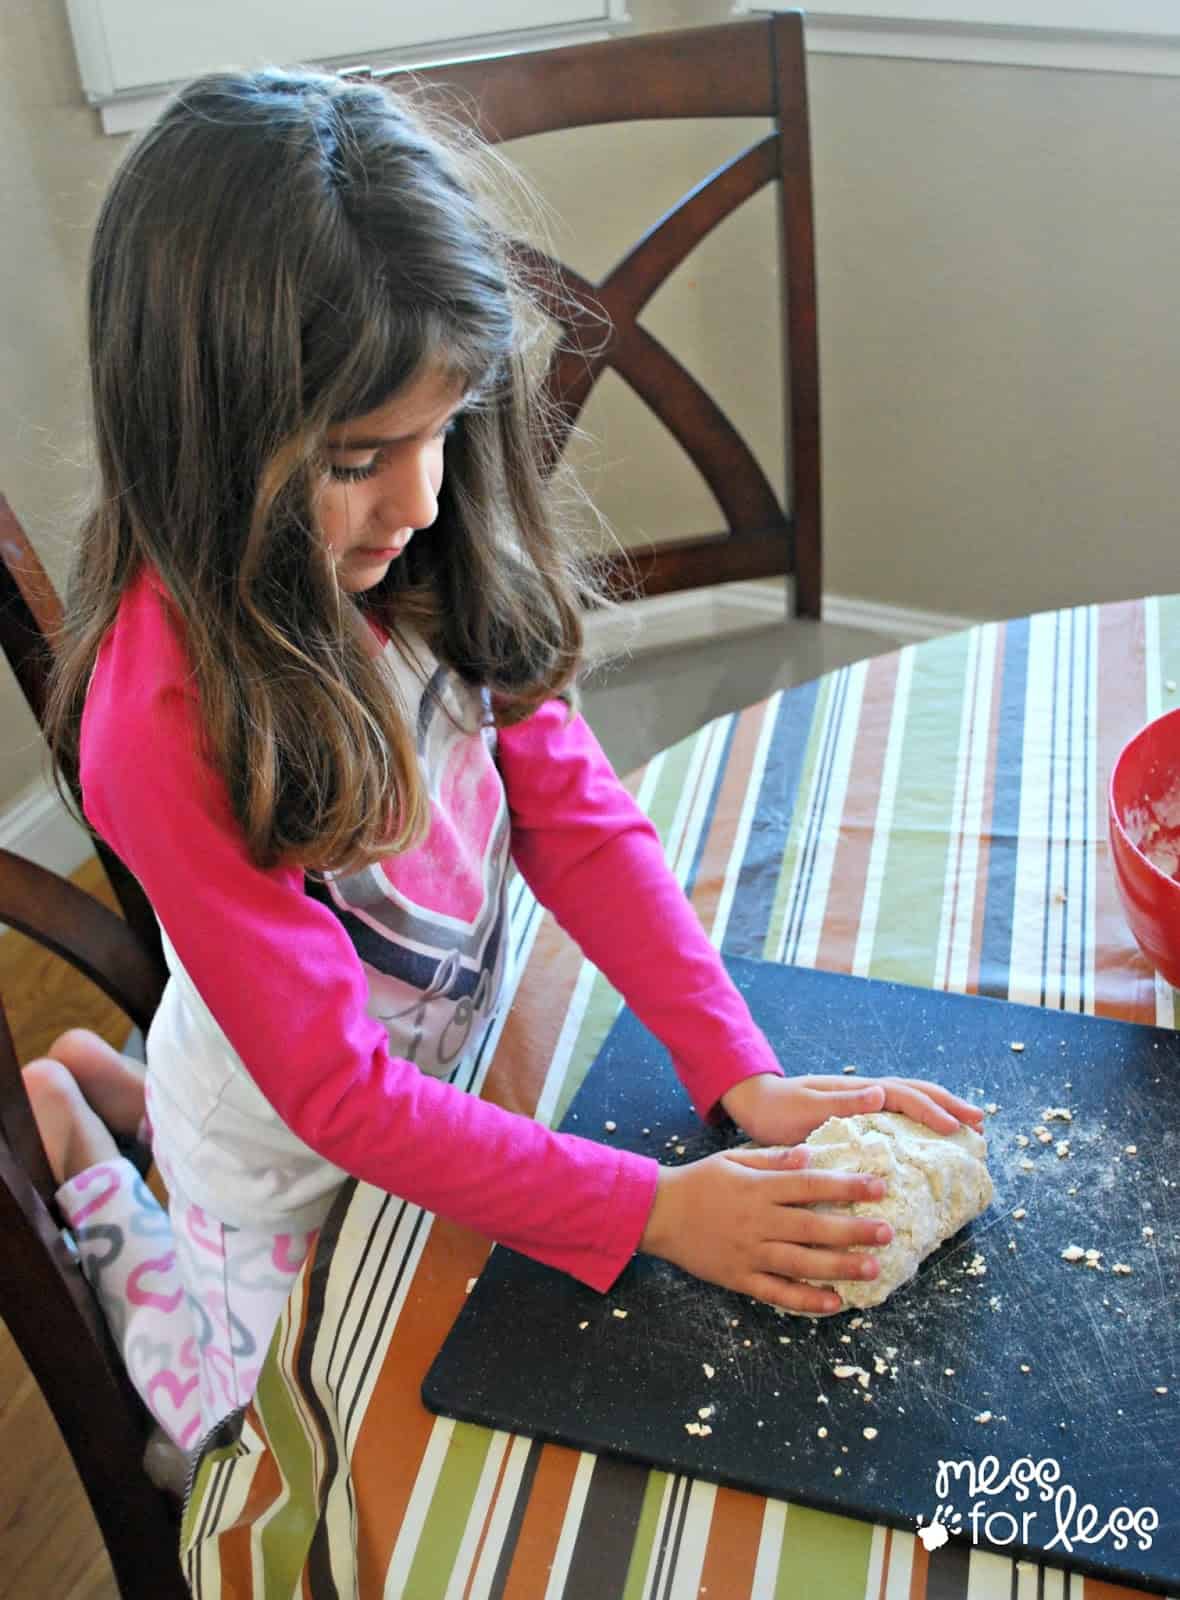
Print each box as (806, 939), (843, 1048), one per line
(378, 450), (439, 534)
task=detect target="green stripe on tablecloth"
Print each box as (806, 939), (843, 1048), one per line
(763, 673), (839, 960)
(253, 1320), (324, 1597)
(620, 1470), (672, 1600)
(775, 1505), (874, 1600)
(644, 726), (703, 850)
(866, 630), (972, 988)
(400, 1422), (495, 1597)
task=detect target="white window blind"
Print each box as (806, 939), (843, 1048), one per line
(66, 0), (630, 133)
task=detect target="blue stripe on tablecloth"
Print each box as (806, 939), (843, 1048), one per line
(978, 616), (1030, 1000)
(1039, 611), (1064, 1008)
(722, 678), (822, 961)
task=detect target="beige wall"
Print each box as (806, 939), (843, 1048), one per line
(4, 0), (1180, 811)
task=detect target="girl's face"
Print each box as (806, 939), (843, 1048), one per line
(318, 367), (467, 594)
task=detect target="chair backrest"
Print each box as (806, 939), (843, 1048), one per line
(0, 493), (164, 965)
(0, 847), (183, 1596)
(374, 13), (822, 614)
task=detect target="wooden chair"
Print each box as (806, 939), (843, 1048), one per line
(373, 13), (823, 612)
(0, 847), (185, 1596)
(0, 492), (163, 967)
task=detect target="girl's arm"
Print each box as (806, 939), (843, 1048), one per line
(496, 698), (783, 1122)
(80, 577), (658, 1292)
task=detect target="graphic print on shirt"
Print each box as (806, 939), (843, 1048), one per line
(307, 661), (510, 1079)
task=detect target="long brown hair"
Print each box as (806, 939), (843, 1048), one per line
(47, 68), (604, 873)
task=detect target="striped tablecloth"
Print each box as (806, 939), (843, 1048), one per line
(187, 600), (1177, 1598)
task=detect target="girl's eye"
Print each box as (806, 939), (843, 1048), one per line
(328, 459), (380, 483)
(326, 418), (457, 481)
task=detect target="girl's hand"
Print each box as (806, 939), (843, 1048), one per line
(638, 1145), (893, 1314)
(720, 1072), (985, 1148)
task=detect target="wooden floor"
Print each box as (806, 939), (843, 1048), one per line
(1, 856), (127, 1599)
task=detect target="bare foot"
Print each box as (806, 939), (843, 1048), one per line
(46, 1028), (146, 1139)
(22, 1059), (122, 1186)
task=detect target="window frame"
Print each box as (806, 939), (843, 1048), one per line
(65, 0), (632, 134)
(733, 3), (1180, 76)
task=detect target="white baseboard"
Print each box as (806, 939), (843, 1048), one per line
(0, 777), (95, 879)
(818, 590), (977, 643)
(2, 586), (976, 882)
(586, 577), (976, 657)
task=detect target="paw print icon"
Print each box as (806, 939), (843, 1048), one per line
(916, 1505), (962, 1552)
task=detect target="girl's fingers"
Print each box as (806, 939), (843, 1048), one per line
(795, 1074), (877, 1090)
(764, 1243), (881, 1283)
(764, 1169), (889, 1207)
(796, 1074), (985, 1130)
(748, 1275), (844, 1316)
(776, 1210), (893, 1250)
(882, 1083), (961, 1132)
(893, 1079), (985, 1125)
(801, 1084), (886, 1116)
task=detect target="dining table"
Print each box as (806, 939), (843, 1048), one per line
(182, 595), (1178, 1599)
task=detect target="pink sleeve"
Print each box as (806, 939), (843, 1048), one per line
(79, 578), (657, 1292)
(496, 699), (784, 1122)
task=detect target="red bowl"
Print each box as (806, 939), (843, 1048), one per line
(1109, 707), (1180, 987)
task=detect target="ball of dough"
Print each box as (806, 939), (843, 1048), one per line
(789, 1111), (993, 1312)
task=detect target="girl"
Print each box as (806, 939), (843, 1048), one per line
(34, 66), (982, 1453)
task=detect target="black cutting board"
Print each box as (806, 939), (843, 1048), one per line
(423, 959), (1179, 1593)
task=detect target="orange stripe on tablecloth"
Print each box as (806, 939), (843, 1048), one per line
(685, 701), (770, 933)
(352, 1216), (494, 1594)
(908, 1529), (929, 1599)
(1094, 601), (1157, 1022)
(499, 1442), (584, 1600)
(876, 1526), (893, 1600)
(815, 652), (901, 976)
(210, 1405), (282, 1588)
(965, 625), (1008, 997)
(1082, 1579), (1164, 1599)
(695, 1483), (766, 1597)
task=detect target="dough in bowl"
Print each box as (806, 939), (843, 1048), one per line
(788, 1111), (993, 1311)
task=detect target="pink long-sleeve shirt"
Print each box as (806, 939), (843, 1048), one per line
(80, 568), (782, 1291)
